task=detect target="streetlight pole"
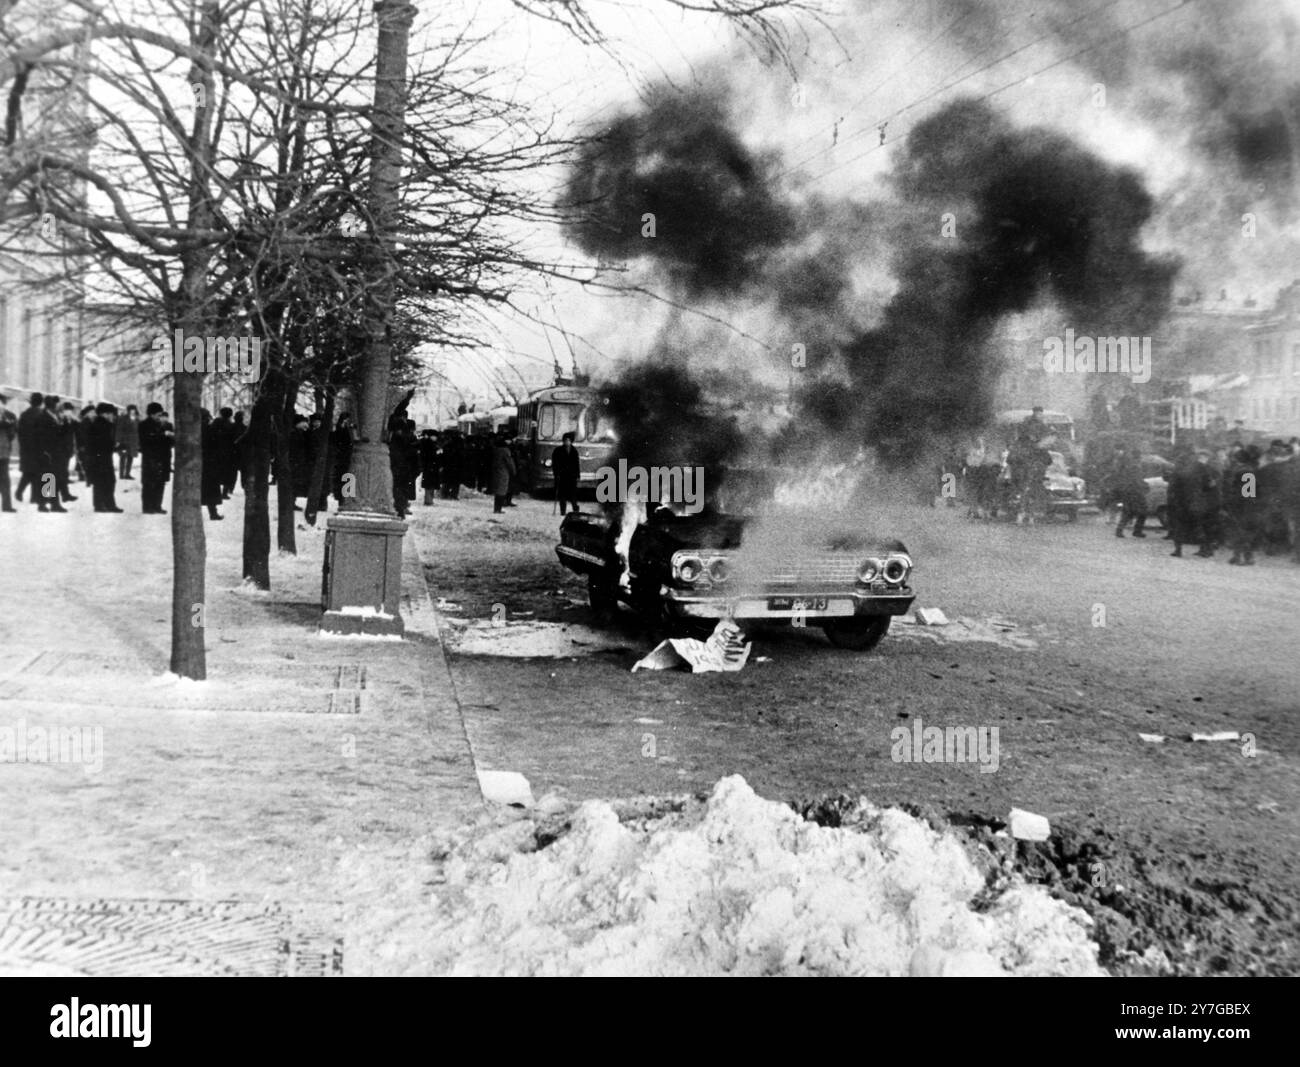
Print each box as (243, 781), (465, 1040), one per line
(321, 0), (416, 636)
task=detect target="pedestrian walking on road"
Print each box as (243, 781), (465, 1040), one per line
(490, 432), (515, 515)
(552, 432), (581, 515)
(1108, 445), (1148, 539)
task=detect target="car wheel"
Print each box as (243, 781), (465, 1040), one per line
(823, 615), (891, 651)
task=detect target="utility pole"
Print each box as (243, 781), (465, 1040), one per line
(321, 0), (416, 636)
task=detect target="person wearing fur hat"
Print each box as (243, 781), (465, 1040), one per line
(139, 401), (173, 514)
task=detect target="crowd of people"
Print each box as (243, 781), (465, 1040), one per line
(1, 389), (540, 522)
(1103, 437), (1300, 564)
(0, 391), (179, 514)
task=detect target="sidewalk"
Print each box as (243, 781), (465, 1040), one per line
(0, 475), (483, 975)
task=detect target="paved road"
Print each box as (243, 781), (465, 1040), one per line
(412, 492), (1300, 974)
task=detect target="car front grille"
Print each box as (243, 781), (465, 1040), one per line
(755, 554), (864, 586)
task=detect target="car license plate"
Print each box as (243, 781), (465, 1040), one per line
(768, 596), (829, 611)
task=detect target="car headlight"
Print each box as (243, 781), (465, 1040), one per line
(707, 557), (731, 584)
(882, 555), (911, 585)
(857, 558), (881, 583)
(673, 554), (705, 584)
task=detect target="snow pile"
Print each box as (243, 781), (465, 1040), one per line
(420, 775), (1104, 976)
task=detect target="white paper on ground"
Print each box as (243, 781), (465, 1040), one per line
(632, 620), (752, 673)
(477, 769), (534, 807)
(1008, 807), (1051, 842)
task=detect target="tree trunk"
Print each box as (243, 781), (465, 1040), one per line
(340, 0), (414, 515)
(170, 1), (219, 680)
(276, 384), (297, 553)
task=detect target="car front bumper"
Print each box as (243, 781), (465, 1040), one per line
(662, 587), (916, 620)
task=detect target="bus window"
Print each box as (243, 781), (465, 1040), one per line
(585, 408), (617, 443)
(539, 402), (584, 441)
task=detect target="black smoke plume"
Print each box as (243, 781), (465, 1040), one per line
(561, 82), (795, 298)
(602, 356), (743, 474)
(804, 98), (1177, 465)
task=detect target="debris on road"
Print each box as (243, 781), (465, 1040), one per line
(1008, 807), (1051, 842)
(420, 776), (1103, 976)
(914, 607), (949, 626)
(632, 621), (752, 674)
(1190, 731), (1240, 742)
(1139, 733), (1166, 743)
(477, 770), (534, 808)
(435, 598), (463, 612)
(443, 618), (631, 658)
(894, 614), (1040, 651)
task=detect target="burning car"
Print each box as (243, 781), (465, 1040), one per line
(556, 506), (916, 651)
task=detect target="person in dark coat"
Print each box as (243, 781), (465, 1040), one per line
(76, 404), (95, 486)
(551, 431), (581, 514)
(200, 409), (225, 520)
(48, 397), (79, 504)
(388, 419), (417, 517)
(440, 431), (463, 499)
(116, 404), (141, 479)
(232, 410), (248, 489)
(1108, 445), (1147, 539)
(490, 432), (515, 514)
(213, 407), (238, 497)
(288, 414), (313, 502)
(1167, 449), (1217, 558)
(138, 401), (173, 514)
(418, 430), (440, 506)
(331, 413), (356, 505)
(30, 397), (67, 511)
(87, 402), (123, 512)
(1189, 448), (1220, 557)
(1223, 445), (1262, 565)
(0, 391), (17, 512)
(15, 392), (53, 508)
